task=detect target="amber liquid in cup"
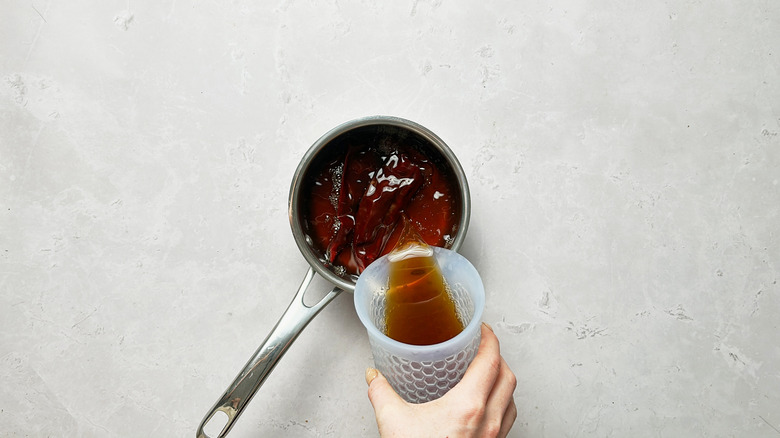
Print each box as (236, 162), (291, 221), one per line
(384, 222), (464, 345)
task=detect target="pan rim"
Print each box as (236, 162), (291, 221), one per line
(288, 115), (471, 292)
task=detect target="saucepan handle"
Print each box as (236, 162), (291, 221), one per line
(196, 267), (342, 438)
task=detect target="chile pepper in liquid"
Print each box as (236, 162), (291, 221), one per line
(302, 142), (461, 277)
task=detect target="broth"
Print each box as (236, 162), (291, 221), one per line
(300, 126), (462, 279)
(383, 223), (464, 345)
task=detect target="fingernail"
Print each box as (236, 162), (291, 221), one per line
(365, 367), (379, 385)
(482, 322), (494, 332)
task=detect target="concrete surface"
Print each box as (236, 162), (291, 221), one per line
(2, 1), (779, 437)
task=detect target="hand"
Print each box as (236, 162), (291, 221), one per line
(365, 323), (517, 438)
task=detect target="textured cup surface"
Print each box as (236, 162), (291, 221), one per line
(354, 247), (485, 403)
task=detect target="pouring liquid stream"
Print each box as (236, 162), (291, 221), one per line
(384, 221), (464, 345)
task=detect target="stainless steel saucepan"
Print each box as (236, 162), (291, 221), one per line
(197, 115), (471, 437)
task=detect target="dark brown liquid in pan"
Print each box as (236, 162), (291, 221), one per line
(300, 126), (462, 278)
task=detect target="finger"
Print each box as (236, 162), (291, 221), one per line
(450, 323), (502, 402)
(365, 367), (379, 386)
(497, 397), (518, 438)
(484, 358), (517, 436)
(486, 357), (517, 411)
(365, 368), (406, 414)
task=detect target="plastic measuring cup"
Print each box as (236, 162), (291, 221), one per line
(353, 246), (485, 403)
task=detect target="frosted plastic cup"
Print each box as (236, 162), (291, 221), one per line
(354, 246), (485, 403)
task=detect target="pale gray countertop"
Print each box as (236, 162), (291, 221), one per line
(2, 1), (779, 437)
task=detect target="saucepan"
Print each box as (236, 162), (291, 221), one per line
(197, 115), (471, 437)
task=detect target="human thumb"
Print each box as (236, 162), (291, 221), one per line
(365, 368), (404, 410)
